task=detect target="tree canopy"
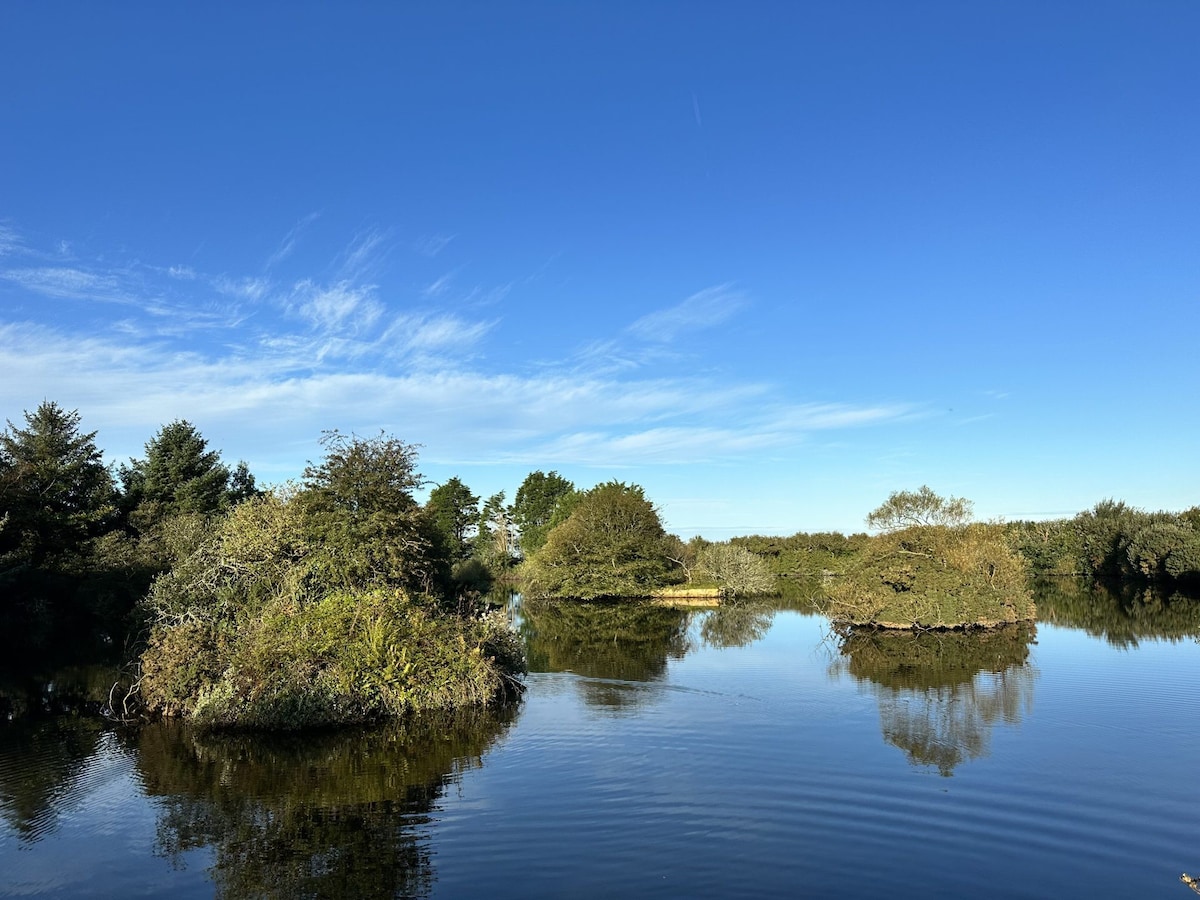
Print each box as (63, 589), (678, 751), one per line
(0, 401), (115, 570)
(297, 431), (446, 597)
(511, 470), (575, 557)
(120, 420), (255, 528)
(866, 486), (973, 532)
(426, 477), (479, 562)
(523, 481), (671, 599)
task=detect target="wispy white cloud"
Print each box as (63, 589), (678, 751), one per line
(214, 275), (270, 301)
(628, 283), (746, 342)
(414, 233), (454, 258)
(0, 233), (917, 497)
(265, 212), (320, 270)
(338, 228), (389, 280)
(0, 321), (914, 475)
(0, 266), (132, 304)
(0, 223), (23, 256)
(380, 312), (495, 356)
(422, 272), (455, 298)
(291, 279), (382, 333)
(772, 402), (918, 431)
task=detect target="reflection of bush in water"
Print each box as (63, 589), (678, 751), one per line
(833, 625), (1037, 777)
(1033, 577), (1200, 647)
(136, 706), (516, 900)
(699, 602), (775, 649)
(520, 600), (691, 682)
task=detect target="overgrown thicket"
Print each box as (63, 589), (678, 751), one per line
(138, 433), (525, 730)
(818, 487), (1034, 629)
(1006, 500), (1200, 587)
(825, 523), (1035, 628)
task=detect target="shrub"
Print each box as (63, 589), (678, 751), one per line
(142, 589), (524, 731)
(825, 524), (1034, 629)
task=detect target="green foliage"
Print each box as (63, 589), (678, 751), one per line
(120, 420), (244, 524)
(471, 491), (516, 570)
(426, 476), (479, 562)
(731, 531), (869, 578)
(0, 402), (126, 641)
(523, 481), (671, 599)
(138, 432), (526, 730)
(452, 557), (494, 598)
(0, 402), (116, 571)
(1123, 523), (1197, 578)
(297, 431), (447, 597)
(1009, 500), (1200, 586)
(142, 585), (524, 730)
(825, 523), (1035, 628)
(1004, 519), (1086, 575)
(511, 470), (575, 556)
(866, 485), (973, 532)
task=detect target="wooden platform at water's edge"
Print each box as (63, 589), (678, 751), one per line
(650, 587), (723, 609)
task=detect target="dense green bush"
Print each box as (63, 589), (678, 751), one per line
(824, 524), (1034, 629)
(523, 481), (671, 599)
(1008, 501), (1200, 586)
(143, 589), (521, 730)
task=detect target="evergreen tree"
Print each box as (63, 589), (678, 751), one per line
(120, 420), (247, 526)
(0, 401), (115, 571)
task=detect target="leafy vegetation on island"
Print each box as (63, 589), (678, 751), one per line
(824, 489), (1035, 629)
(138, 432), (525, 730)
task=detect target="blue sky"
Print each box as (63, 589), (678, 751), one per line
(2, 2), (1197, 538)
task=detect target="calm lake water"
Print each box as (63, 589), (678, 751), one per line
(3, 581), (1199, 898)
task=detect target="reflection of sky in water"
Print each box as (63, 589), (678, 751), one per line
(1, 733), (210, 897)
(3, 608), (1199, 899)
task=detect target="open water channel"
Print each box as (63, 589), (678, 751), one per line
(3, 581), (1199, 898)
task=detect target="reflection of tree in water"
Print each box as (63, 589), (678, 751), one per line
(832, 625), (1037, 777)
(136, 706), (517, 899)
(698, 602), (775, 649)
(1033, 577), (1200, 647)
(519, 600), (691, 710)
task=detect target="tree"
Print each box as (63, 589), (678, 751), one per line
(473, 491), (516, 570)
(511, 471), (575, 557)
(297, 431), (446, 597)
(524, 481), (671, 599)
(426, 477), (479, 562)
(0, 401), (115, 570)
(866, 486), (973, 532)
(120, 420), (250, 527)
